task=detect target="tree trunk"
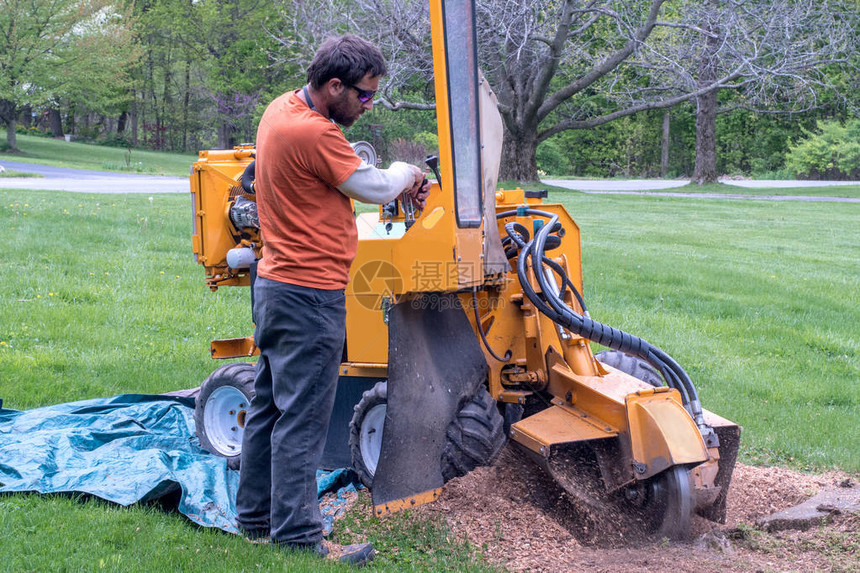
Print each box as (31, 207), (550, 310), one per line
(0, 99), (17, 150)
(499, 130), (539, 182)
(693, 0), (721, 184)
(48, 108), (64, 138)
(661, 111), (670, 178)
(182, 58), (191, 151)
(693, 91), (718, 183)
(218, 122), (240, 150)
(21, 106), (32, 128)
(6, 119), (17, 150)
(65, 101), (76, 136)
(162, 61), (172, 150)
(218, 123), (228, 150)
(131, 98), (138, 145)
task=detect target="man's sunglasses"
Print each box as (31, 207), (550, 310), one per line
(345, 84), (376, 103)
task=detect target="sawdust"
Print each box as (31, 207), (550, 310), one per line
(409, 446), (858, 572)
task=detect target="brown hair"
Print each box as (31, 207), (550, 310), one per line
(306, 34), (387, 89)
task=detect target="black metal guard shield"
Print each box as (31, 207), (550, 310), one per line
(371, 293), (487, 514)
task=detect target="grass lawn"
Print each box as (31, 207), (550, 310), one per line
(0, 169), (43, 178)
(0, 184), (857, 569)
(670, 182), (860, 199)
(1, 134), (199, 177)
(0, 493), (494, 572)
(550, 185), (859, 472)
(532, 179), (860, 199)
(0, 189), (498, 572)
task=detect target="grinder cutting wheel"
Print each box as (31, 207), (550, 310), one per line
(188, 0), (739, 540)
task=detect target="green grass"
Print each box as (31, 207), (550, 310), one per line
(2, 134), (199, 176)
(0, 190), (499, 571)
(543, 185), (859, 473)
(529, 179), (860, 199)
(335, 496), (499, 571)
(1, 185), (858, 569)
(0, 169), (43, 178)
(0, 493), (496, 572)
(670, 182), (860, 199)
(0, 193), (239, 406)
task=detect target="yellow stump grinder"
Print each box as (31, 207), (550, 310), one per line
(188, 0), (739, 540)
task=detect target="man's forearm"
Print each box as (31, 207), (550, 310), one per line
(337, 161), (414, 204)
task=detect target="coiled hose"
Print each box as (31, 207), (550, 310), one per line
(499, 208), (712, 438)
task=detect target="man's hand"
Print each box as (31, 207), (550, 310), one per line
(404, 164), (431, 210)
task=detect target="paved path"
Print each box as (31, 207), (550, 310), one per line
(542, 179), (691, 191)
(1, 160), (857, 200)
(719, 179), (859, 188)
(542, 178), (860, 203)
(0, 160), (187, 194)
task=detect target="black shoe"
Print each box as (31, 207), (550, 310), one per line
(275, 539), (374, 566)
(321, 540), (375, 566)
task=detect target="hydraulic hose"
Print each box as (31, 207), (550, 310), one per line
(472, 288), (512, 362)
(500, 208), (711, 437)
(498, 212), (589, 317)
(241, 160), (256, 195)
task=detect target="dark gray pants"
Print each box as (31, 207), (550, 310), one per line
(236, 277), (346, 545)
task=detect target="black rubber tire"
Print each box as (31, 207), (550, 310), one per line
(441, 386), (507, 482)
(194, 362), (256, 470)
(595, 350), (664, 387)
(348, 381), (387, 488)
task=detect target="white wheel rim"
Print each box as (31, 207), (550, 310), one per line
(203, 386), (248, 456)
(360, 404), (386, 476)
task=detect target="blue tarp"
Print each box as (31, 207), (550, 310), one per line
(0, 394), (358, 535)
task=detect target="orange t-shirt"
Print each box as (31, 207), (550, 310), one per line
(255, 90), (362, 289)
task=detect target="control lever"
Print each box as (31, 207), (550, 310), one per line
(401, 177), (427, 230)
(425, 155), (441, 188)
(400, 156), (437, 231)
(382, 200), (398, 234)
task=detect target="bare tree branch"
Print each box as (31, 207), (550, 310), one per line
(376, 98), (436, 111)
(540, 68), (748, 138)
(269, 0), (857, 180)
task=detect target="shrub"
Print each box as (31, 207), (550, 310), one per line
(536, 138), (571, 176)
(413, 131), (439, 157)
(388, 138), (427, 165)
(14, 126), (52, 138)
(98, 133), (133, 148)
(785, 120), (860, 180)
(75, 127), (101, 142)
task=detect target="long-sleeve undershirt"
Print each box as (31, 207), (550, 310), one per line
(337, 161), (414, 204)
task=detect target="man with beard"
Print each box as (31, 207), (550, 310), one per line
(236, 34), (429, 565)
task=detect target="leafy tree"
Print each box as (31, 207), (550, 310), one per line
(714, 106), (818, 176)
(126, 0), (287, 151)
(659, 0), (858, 182)
(191, 0), (282, 148)
(274, 0), (857, 182)
(536, 138), (571, 176)
(0, 0), (135, 150)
